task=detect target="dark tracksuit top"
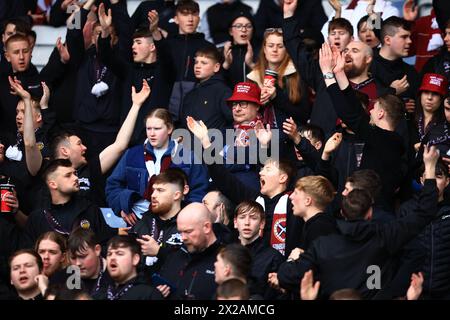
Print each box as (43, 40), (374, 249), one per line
(158, 241), (222, 300)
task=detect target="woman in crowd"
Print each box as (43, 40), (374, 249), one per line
(105, 108), (208, 226)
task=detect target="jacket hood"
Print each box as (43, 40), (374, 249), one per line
(196, 74), (226, 88)
(337, 219), (377, 242)
(246, 61), (297, 87)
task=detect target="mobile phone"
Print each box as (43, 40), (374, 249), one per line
(151, 273), (177, 293)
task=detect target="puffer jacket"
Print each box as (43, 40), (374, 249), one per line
(105, 140), (209, 216)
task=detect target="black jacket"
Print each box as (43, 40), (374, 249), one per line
(254, 0), (326, 50)
(300, 212), (337, 250)
(396, 196), (450, 299)
(245, 237), (284, 300)
(370, 50), (420, 101)
(155, 32), (213, 123)
(155, 32), (213, 84)
(420, 49), (450, 84)
(93, 274), (163, 300)
(97, 35), (171, 144)
(131, 0), (177, 38)
(277, 179), (438, 299)
(133, 211), (182, 273)
(158, 241), (222, 300)
(327, 83), (407, 210)
(223, 44), (253, 88)
(180, 74), (233, 130)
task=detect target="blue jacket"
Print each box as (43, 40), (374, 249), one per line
(106, 140), (208, 215)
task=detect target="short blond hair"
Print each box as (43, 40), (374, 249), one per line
(295, 176), (335, 210)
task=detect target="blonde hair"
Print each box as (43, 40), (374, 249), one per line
(295, 176), (335, 210)
(253, 30), (302, 103)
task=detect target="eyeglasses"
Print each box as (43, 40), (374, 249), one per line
(231, 101), (249, 109)
(265, 28), (283, 35)
(232, 24), (253, 31)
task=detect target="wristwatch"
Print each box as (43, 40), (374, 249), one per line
(323, 72), (335, 79)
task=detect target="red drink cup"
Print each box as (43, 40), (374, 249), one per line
(1, 184), (14, 213)
(264, 69), (278, 87)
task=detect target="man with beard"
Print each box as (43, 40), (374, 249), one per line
(0, 159), (115, 251)
(282, 0), (389, 136)
(132, 169), (185, 272)
(344, 40), (392, 109)
(93, 235), (164, 300)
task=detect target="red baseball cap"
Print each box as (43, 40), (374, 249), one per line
(227, 82), (262, 106)
(419, 73), (448, 97)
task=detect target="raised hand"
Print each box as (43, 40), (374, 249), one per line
(40, 82), (50, 109)
(328, 0), (342, 18)
(283, 0), (298, 18)
(186, 116), (210, 148)
(332, 45), (345, 74)
(390, 75), (410, 95)
(255, 121), (272, 147)
(132, 79), (151, 106)
(98, 3), (112, 30)
(223, 41), (233, 69)
(406, 272), (423, 300)
(8, 76), (31, 101)
(403, 0), (418, 22)
(300, 270), (320, 300)
(148, 10), (159, 33)
(244, 40), (254, 68)
(423, 144), (439, 179)
(56, 37), (70, 64)
(319, 42), (336, 74)
(61, 0), (76, 12)
(282, 117), (301, 144)
(366, 0), (376, 15)
(82, 0), (96, 10)
(322, 132), (343, 160)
